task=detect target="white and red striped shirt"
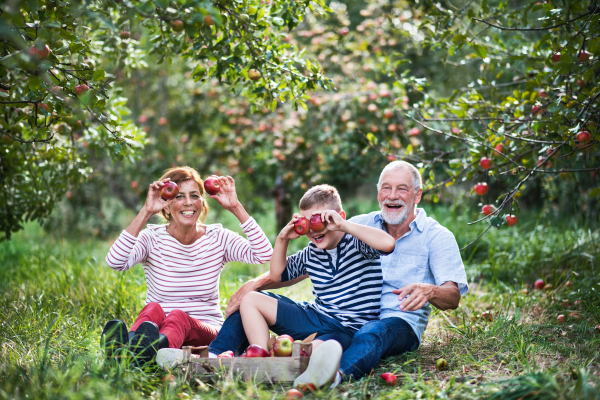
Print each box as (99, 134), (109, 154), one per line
(105, 217), (273, 327)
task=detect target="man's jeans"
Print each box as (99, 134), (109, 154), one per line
(209, 293), (419, 380)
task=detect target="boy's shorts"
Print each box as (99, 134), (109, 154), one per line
(263, 292), (356, 351)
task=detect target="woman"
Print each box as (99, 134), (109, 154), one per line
(101, 166), (273, 365)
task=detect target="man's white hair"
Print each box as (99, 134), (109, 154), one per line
(377, 161), (422, 191)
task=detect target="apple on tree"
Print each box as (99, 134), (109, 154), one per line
(75, 84), (90, 96)
(473, 182), (488, 196)
(29, 44), (50, 60)
(578, 51), (590, 62)
(480, 157), (492, 169)
(506, 215), (517, 226)
(171, 20), (184, 32)
(482, 205), (493, 216)
(248, 69), (261, 81)
(552, 52), (561, 62)
(576, 131), (591, 143)
(120, 31), (131, 39)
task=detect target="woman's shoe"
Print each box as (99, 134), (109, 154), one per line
(129, 321), (160, 365)
(101, 319), (128, 359)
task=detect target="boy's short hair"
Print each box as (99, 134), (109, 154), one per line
(299, 184), (343, 212)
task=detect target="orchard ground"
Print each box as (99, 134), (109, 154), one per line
(1, 199), (599, 400)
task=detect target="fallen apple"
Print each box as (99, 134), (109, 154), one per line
(435, 358), (448, 371)
(568, 311), (583, 320)
(379, 372), (398, 386)
(506, 215), (517, 227)
(218, 350), (234, 358)
(557, 314), (566, 323)
(595, 325), (600, 333)
(480, 157), (492, 169)
(246, 344), (269, 358)
(294, 217), (310, 236)
(482, 205), (493, 216)
(204, 176), (221, 195)
(161, 181), (179, 200)
(544, 283), (553, 291)
(534, 279), (545, 290)
(273, 337), (293, 357)
(481, 310), (493, 322)
(473, 182), (488, 196)
(286, 389), (303, 400)
(298, 383), (316, 393)
(564, 280), (572, 288)
(309, 215), (326, 233)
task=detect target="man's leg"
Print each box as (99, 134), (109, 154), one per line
(338, 317), (418, 381)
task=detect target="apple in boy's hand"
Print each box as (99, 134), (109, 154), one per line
(245, 344), (269, 358)
(294, 217), (310, 235)
(273, 337), (293, 357)
(309, 215), (327, 233)
(379, 372), (398, 386)
(204, 176), (221, 195)
(218, 350), (234, 358)
(161, 181), (179, 200)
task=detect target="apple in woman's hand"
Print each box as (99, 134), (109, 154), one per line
(204, 176), (221, 195)
(294, 217), (310, 235)
(161, 181), (179, 200)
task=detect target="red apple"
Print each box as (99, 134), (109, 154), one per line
(552, 52), (561, 63)
(246, 344), (269, 358)
(218, 350), (234, 358)
(482, 205), (493, 216)
(383, 109), (394, 119)
(171, 20), (184, 32)
(75, 84), (90, 96)
(204, 176), (221, 195)
(120, 31), (131, 39)
(309, 214), (326, 233)
(506, 215), (517, 226)
(29, 44), (50, 60)
(367, 104), (378, 112)
(493, 143), (504, 156)
(37, 103), (50, 112)
(161, 181), (179, 200)
(294, 217), (310, 235)
(561, 300), (572, 308)
(409, 127), (420, 136)
(273, 337), (293, 357)
(557, 314), (566, 323)
(595, 325), (600, 333)
(278, 334), (294, 342)
(539, 90), (548, 97)
(564, 280), (572, 288)
(286, 389), (303, 400)
(379, 372), (397, 386)
(131, 181), (139, 189)
(577, 79), (585, 87)
(534, 279), (545, 290)
(299, 349), (309, 357)
(204, 15), (214, 26)
(248, 69), (261, 81)
(339, 27), (349, 36)
(298, 383), (316, 393)
(480, 157), (492, 169)
(240, 353), (247, 357)
(481, 311), (493, 322)
(532, 105), (542, 115)
(473, 182), (488, 196)
(576, 131), (591, 142)
(578, 51), (590, 62)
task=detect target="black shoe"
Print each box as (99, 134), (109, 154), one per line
(101, 319), (128, 359)
(129, 321), (160, 366)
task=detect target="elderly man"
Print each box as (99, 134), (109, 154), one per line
(199, 161), (468, 383)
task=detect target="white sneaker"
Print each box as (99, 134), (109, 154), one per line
(156, 348), (186, 370)
(293, 340), (343, 389)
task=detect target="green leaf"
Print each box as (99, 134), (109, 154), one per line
(490, 216), (504, 229)
(92, 70), (105, 81)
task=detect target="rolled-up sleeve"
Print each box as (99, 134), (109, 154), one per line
(428, 228), (468, 295)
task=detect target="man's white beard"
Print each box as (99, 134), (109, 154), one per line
(380, 198), (414, 225)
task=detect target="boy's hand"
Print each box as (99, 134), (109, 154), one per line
(277, 213), (304, 241)
(317, 210), (346, 232)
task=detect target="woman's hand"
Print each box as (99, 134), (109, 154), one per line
(209, 176), (241, 211)
(143, 179), (174, 216)
(277, 213), (304, 241)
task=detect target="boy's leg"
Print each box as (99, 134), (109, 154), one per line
(239, 291), (278, 349)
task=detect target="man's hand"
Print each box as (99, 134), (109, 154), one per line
(393, 281), (460, 312)
(225, 279), (259, 318)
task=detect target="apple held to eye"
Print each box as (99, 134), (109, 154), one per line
(309, 215), (327, 233)
(161, 181), (179, 200)
(294, 217), (310, 235)
(204, 176), (221, 195)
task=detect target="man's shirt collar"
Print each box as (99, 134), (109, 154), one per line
(374, 208), (427, 233)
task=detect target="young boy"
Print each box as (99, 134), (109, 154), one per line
(239, 184), (395, 388)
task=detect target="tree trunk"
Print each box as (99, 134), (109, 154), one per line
(272, 176), (293, 232)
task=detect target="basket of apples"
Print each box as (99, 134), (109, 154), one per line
(185, 334), (315, 382)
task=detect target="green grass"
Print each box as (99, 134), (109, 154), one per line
(1, 202), (599, 400)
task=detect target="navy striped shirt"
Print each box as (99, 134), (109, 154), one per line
(281, 233), (387, 330)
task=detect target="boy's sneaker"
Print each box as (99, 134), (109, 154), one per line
(156, 348), (186, 370)
(129, 321), (160, 365)
(294, 340), (343, 389)
(100, 319), (128, 358)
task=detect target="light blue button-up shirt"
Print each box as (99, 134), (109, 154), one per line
(349, 208), (468, 345)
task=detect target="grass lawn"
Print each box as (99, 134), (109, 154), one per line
(1, 201), (599, 399)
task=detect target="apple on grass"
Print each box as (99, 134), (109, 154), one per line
(286, 389), (303, 399)
(594, 325), (600, 333)
(435, 358), (448, 371)
(534, 279), (545, 290)
(380, 372), (398, 386)
(309, 215), (327, 233)
(204, 176), (220, 195)
(298, 383), (316, 393)
(481, 310), (493, 322)
(294, 217), (310, 235)
(557, 314), (566, 323)
(161, 181), (179, 200)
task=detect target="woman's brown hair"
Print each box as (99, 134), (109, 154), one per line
(158, 166), (210, 223)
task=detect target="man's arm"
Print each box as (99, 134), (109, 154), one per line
(224, 272), (310, 318)
(392, 281), (461, 312)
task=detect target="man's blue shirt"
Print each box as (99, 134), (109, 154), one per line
(349, 208), (468, 345)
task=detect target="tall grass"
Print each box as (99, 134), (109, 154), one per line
(0, 202), (599, 399)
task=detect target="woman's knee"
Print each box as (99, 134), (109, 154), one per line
(166, 309), (187, 320)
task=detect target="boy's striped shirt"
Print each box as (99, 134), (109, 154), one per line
(281, 234), (387, 330)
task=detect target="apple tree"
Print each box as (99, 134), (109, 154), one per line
(0, 0), (333, 240)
